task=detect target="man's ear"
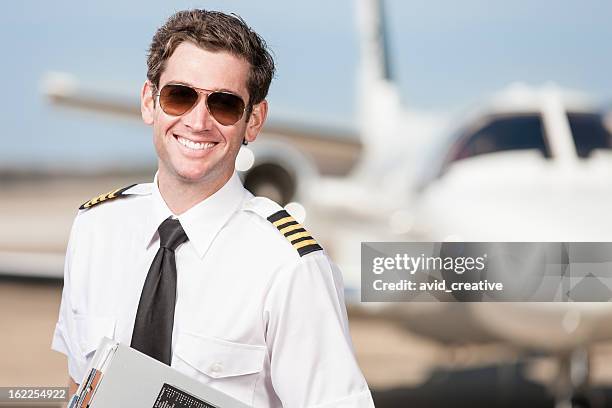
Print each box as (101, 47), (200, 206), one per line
(244, 100), (268, 143)
(141, 81), (155, 125)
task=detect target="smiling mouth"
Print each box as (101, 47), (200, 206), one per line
(174, 135), (218, 151)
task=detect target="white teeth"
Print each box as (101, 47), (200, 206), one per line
(177, 136), (216, 151)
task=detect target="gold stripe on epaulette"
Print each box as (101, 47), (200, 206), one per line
(294, 239), (318, 250)
(267, 210), (323, 257)
(279, 223), (304, 235)
(287, 231), (311, 242)
(272, 216), (294, 227)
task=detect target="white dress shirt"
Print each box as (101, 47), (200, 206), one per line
(52, 172), (374, 407)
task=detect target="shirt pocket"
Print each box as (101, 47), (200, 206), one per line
(74, 314), (116, 357)
(173, 331), (266, 405)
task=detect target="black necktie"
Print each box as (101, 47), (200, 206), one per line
(131, 218), (188, 365)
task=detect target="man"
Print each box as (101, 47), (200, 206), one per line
(51, 9), (374, 407)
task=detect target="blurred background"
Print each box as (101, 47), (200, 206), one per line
(2, 0), (612, 407)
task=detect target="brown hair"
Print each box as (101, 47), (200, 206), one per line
(147, 10), (275, 110)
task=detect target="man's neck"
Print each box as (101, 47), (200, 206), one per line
(157, 171), (232, 215)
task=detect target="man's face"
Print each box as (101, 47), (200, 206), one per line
(141, 41), (266, 188)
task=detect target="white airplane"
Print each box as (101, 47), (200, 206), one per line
(345, 2), (612, 407)
(376, 83), (612, 407)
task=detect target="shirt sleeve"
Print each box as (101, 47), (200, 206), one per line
(50, 215), (88, 384)
(264, 252), (375, 408)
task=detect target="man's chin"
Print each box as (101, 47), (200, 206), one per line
(174, 167), (231, 186)
(176, 171), (213, 184)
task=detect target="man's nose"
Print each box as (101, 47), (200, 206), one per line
(181, 95), (213, 131)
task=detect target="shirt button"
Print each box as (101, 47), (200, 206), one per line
(210, 362), (223, 375)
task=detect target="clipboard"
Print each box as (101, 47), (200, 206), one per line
(69, 337), (251, 408)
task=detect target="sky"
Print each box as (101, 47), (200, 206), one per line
(2, 0), (612, 169)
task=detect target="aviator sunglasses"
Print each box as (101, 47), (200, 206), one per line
(156, 83), (247, 126)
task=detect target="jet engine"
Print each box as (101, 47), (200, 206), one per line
(236, 140), (318, 207)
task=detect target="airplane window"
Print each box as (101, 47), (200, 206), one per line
(567, 112), (612, 158)
(448, 114), (550, 165)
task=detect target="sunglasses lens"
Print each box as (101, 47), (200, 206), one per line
(207, 92), (245, 125)
(159, 84), (198, 116)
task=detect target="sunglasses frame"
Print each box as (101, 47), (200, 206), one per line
(155, 83), (248, 126)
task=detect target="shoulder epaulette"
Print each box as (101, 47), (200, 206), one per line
(267, 209), (323, 257)
(79, 184), (138, 210)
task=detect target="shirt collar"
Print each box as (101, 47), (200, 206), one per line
(145, 172), (248, 258)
